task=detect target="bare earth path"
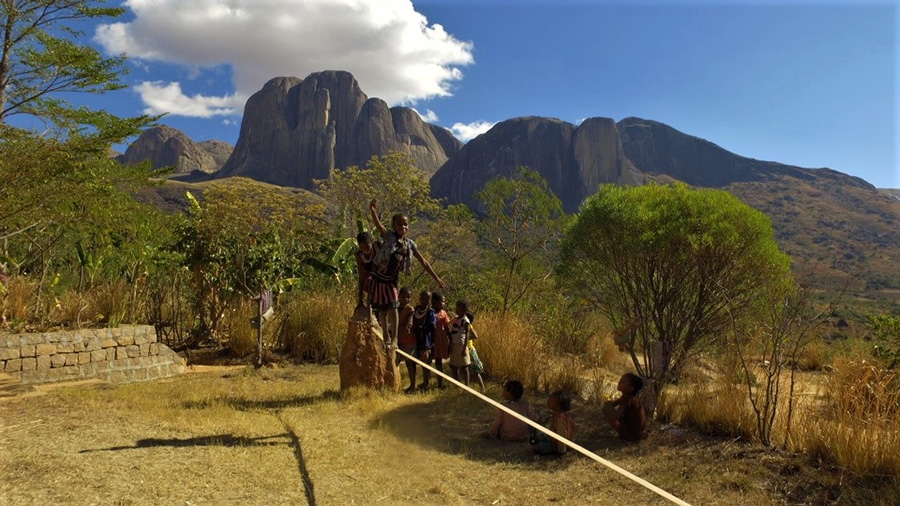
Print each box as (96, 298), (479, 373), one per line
(0, 365), (877, 505)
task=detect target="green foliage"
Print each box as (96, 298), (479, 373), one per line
(477, 167), (566, 312)
(870, 314), (900, 368)
(0, 1), (151, 135)
(314, 151), (442, 235)
(174, 179), (329, 340)
(558, 182), (792, 395)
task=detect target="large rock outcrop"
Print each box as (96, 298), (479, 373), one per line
(429, 116), (645, 213)
(617, 117), (874, 190)
(217, 71), (462, 188)
(117, 125), (231, 174)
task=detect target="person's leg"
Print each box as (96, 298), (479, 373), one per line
(419, 350), (431, 389)
(435, 358), (444, 388)
(405, 359), (416, 391)
(475, 372), (486, 392)
(386, 307), (399, 349)
(462, 367), (470, 386)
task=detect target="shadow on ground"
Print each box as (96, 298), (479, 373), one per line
(371, 389), (640, 466)
(181, 389), (343, 412)
(80, 433), (291, 453)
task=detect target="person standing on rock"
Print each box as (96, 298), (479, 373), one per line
(369, 198), (444, 349)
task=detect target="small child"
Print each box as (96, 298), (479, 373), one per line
(412, 290), (436, 391)
(449, 300), (472, 385)
(466, 310), (486, 393)
(481, 380), (538, 442)
(396, 287), (417, 393)
(431, 292), (451, 389)
(602, 372), (647, 442)
(354, 231), (374, 308)
(530, 390), (575, 455)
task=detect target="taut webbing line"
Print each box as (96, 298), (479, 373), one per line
(394, 348), (693, 506)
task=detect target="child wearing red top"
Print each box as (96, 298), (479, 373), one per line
(430, 292), (451, 389)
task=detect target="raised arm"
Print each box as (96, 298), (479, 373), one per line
(413, 247), (445, 289)
(369, 199), (387, 238)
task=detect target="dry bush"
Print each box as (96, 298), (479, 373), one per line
(475, 311), (546, 391)
(795, 336), (828, 371)
(88, 279), (132, 326)
(540, 354), (585, 395)
(585, 332), (620, 368)
(273, 290), (351, 363)
(657, 379), (756, 439)
(220, 298), (260, 357)
(796, 358), (900, 476)
(3, 275), (37, 324)
(50, 290), (88, 326)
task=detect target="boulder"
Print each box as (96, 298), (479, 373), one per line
(339, 310), (400, 392)
(117, 125), (228, 174)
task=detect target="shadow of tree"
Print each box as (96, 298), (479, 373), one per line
(80, 433), (290, 453)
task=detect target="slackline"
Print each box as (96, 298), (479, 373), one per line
(394, 347), (693, 506)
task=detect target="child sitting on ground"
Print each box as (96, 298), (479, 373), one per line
(602, 372), (647, 442)
(481, 380), (538, 442)
(530, 390), (575, 455)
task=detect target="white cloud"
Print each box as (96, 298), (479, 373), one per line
(135, 81), (242, 117)
(414, 108), (439, 123)
(451, 120), (495, 142)
(96, 0), (474, 118)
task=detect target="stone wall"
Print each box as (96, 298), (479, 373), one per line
(0, 325), (185, 385)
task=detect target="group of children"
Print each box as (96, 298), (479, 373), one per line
(481, 373), (646, 456)
(355, 197), (647, 455)
(393, 289), (486, 394)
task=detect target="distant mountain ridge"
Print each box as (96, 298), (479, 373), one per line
(123, 70), (900, 301)
(215, 71), (462, 188)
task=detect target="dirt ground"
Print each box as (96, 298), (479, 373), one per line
(1, 364), (896, 505)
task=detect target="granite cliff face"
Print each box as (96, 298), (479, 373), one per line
(118, 125), (231, 174)
(216, 71), (462, 188)
(617, 117), (874, 190)
(429, 116), (645, 213)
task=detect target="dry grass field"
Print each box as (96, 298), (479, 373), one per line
(3, 364), (898, 505)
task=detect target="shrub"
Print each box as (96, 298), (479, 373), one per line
(273, 290), (351, 363)
(474, 311), (546, 392)
(796, 358), (900, 477)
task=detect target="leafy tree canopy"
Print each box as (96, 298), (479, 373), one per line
(557, 182), (792, 393)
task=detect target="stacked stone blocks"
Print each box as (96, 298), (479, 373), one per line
(0, 325), (184, 384)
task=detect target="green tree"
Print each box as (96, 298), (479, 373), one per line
(477, 167), (565, 313)
(314, 151), (442, 235)
(0, 0), (132, 129)
(175, 178), (327, 341)
(557, 183), (792, 403)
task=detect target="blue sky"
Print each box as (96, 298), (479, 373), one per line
(84, 0), (896, 188)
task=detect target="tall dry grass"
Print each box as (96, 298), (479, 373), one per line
(795, 358), (900, 477)
(272, 290), (351, 363)
(2, 275), (37, 325)
(657, 379), (757, 439)
(474, 311), (547, 392)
